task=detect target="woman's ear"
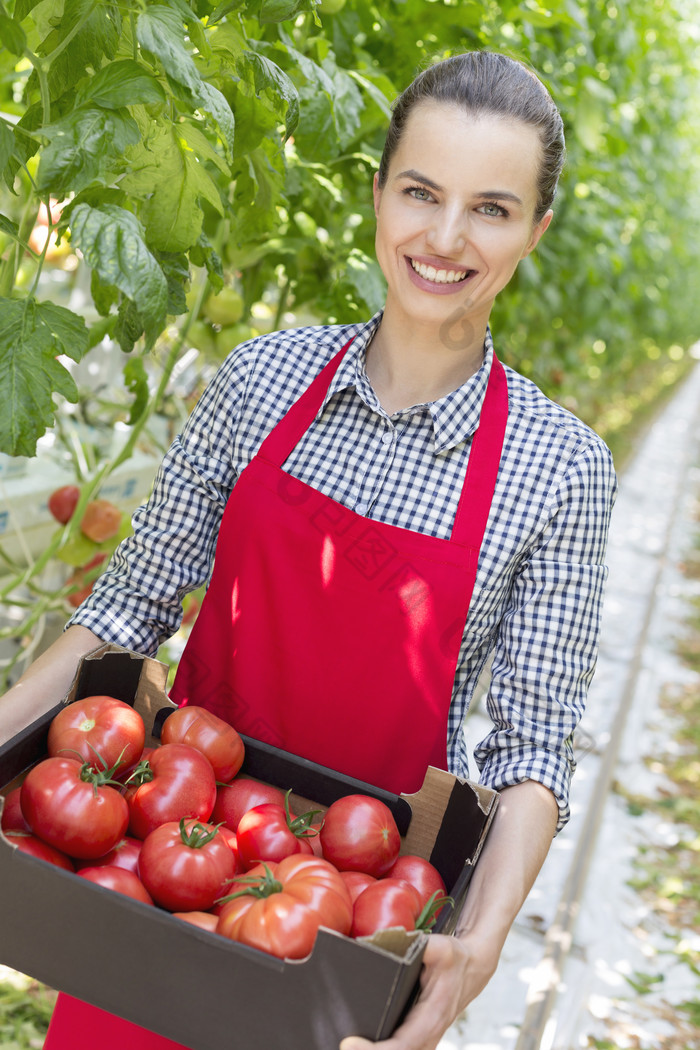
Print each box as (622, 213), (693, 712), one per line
(522, 209), (554, 258)
(372, 171), (382, 218)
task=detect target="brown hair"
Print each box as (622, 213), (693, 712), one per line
(377, 51), (566, 223)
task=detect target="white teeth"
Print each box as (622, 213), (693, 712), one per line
(410, 259), (469, 284)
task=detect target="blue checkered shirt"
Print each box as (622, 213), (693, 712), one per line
(70, 314), (617, 830)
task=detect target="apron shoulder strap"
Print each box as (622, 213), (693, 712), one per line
(257, 338), (355, 467)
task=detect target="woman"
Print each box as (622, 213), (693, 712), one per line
(0, 51), (616, 1050)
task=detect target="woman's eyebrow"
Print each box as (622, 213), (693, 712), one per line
(475, 190), (524, 206)
(394, 168), (442, 190)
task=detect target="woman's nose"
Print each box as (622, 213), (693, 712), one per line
(425, 206), (467, 256)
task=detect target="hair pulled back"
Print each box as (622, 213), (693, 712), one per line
(378, 51), (565, 223)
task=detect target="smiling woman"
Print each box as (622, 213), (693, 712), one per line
(2, 50), (617, 1050)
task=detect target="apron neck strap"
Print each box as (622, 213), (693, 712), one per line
(258, 337), (509, 549)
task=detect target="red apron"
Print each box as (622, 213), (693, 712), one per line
(45, 340), (508, 1049)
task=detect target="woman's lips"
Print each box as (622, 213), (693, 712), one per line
(405, 255), (476, 294)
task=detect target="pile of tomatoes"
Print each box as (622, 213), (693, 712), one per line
(1, 696), (450, 961)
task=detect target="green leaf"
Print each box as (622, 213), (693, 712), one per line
(75, 59), (167, 110)
(123, 355), (150, 424)
(0, 122), (15, 173)
(136, 5), (234, 155)
(37, 107), (140, 195)
(121, 120), (223, 252)
(40, 0), (121, 99)
(258, 0), (316, 23)
(156, 251), (190, 315)
(90, 269), (120, 317)
(189, 232), (224, 292)
(343, 248), (386, 313)
(0, 214), (19, 239)
(68, 204), (168, 348)
(239, 51), (299, 139)
(0, 13), (27, 56)
(0, 298), (89, 456)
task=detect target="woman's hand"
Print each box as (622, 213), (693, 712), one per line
(339, 929), (500, 1050)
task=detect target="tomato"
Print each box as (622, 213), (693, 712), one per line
(48, 484), (81, 524)
(383, 854), (447, 909)
(78, 866), (154, 905)
(74, 836), (142, 875)
(350, 878), (423, 937)
(217, 854), (352, 959)
(161, 706), (244, 782)
(3, 830), (75, 871)
(216, 825), (243, 873)
(236, 792), (322, 868)
(47, 695), (145, 772)
(80, 500), (122, 542)
(1, 786), (31, 832)
(320, 794), (401, 877)
(21, 757), (129, 860)
(124, 743), (217, 839)
(138, 819), (236, 912)
(173, 911), (220, 933)
(203, 287), (244, 326)
(340, 870), (377, 904)
(210, 776), (286, 832)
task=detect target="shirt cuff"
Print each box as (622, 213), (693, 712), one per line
(66, 602), (163, 658)
(475, 743), (574, 833)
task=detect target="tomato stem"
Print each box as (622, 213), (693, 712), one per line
(216, 863), (284, 903)
(415, 890), (454, 931)
(283, 788), (323, 839)
(177, 817), (222, 849)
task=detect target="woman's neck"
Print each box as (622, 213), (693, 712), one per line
(366, 311), (487, 416)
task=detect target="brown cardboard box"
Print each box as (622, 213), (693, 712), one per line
(0, 645), (498, 1049)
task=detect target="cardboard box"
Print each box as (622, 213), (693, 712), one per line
(0, 646), (499, 1049)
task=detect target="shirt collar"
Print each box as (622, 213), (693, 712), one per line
(318, 313), (495, 454)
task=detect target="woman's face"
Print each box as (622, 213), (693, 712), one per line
(373, 102), (553, 344)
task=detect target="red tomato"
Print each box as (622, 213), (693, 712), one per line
(236, 795), (321, 868)
(217, 855), (352, 959)
(74, 836), (142, 875)
(340, 870), (377, 903)
(78, 866), (154, 905)
(47, 695), (145, 773)
(383, 854), (447, 908)
(124, 743), (217, 840)
(320, 794), (401, 877)
(210, 777), (286, 832)
(216, 826), (243, 873)
(173, 911), (219, 933)
(21, 757), (129, 860)
(80, 499), (122, 542)
(161, 706), (244, 782)
(350, 878), (423, 937)
(48, 484), (80, 524)
(1, 786), (31, 832)
(138, 819), (236, 912)
(3, 830), (75, 871)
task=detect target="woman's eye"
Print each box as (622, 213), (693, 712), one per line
(406, 186), (432, 201)
(479, 202), (507, 217)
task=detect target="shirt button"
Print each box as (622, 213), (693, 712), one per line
(356, 502), (368, 515)
(382, 432), (393, 444)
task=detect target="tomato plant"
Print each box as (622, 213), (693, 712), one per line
(78, 865), (154, 905)
(138, 819), (236, 912)
(217, 854), (352, 958)
(236, 791), (322, 868)
(210, 777), (286, 832)
(21, 757), (129, 860)
(320, 795), (401, 877)
(47, 695), (145, 772)
(124, 743), (217, 839)
(3, 830), (75, 871)
(161, 705), (244, 782)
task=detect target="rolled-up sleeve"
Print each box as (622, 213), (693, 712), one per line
(474, 437), (617, 832)
(67, 347), (251, 654)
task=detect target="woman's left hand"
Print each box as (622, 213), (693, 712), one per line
(338, 930), (498, 1050)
